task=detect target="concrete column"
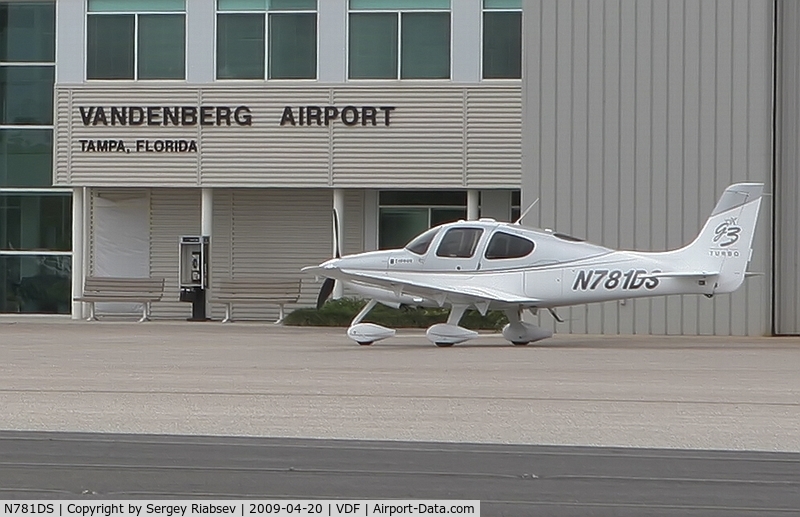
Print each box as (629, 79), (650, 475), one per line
(467, 190), (480, 220)
(333, 188), (345, 299)
(71, 187), (85, 319)
(318, 0), (347, 83)
(55, 0), (85, 84)
(201, 188), (213, 314)
(201, 188), (213, 236)
(186, 0), (216, 83)
(452, 0), (482, 82)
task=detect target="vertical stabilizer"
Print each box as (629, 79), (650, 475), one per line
(673, 183), (763, 293)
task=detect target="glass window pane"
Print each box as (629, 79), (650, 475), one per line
(89, 0), (185, 12)
(379, 207), (427, 249)
(138, 14), (185, 79)
(405, 226), (440, 255)
(0, 129), (52, 187)
(0, 2), (55, 62)
(483, 11), (521, 79)
(350, 0), (449, 10)
(217, 13), (265, 79)
(0, 194), (71, 251)
(436, 228), (483, 258)
(430, 207), (465, 227)
(269, 0), (316, 10)
(0, 66), (54, 124)
(87, 14), (134, 79)
(380, 190), (466, 206)
(0, 254), (71, 314)
(401, 12), (449, 79)
(349, 12), (397, 79)
(485, 232), (534, 259)
(269, 12), (316, 79)
(483, 0), (521, 9)
(218, 0), (267, 10)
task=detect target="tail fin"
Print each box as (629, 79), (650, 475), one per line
(673, 183), (763, 293)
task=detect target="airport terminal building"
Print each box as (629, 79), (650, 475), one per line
(1, 0), (798, 336)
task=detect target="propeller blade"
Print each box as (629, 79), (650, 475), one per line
(316, 277), (336, 310)
(333, 208), (342, 258)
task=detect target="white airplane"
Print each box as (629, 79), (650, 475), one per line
(303, 183), (763, 347)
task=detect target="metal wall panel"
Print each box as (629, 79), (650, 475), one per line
(775, 0), (800, 334)
(54, 85), (522, 189)
(223, 189), (332, 320)
(57, 89), (201, 186)
(330, 88), (465, 187)
(522, 0), (773, 336)
(149, 188), (201, 319)
(466, 88), (522, 188)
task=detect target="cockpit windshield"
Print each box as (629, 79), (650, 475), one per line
(405, 227), (441, 255)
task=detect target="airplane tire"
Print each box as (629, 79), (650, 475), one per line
(512, 341), (529, 346)
(435, 342), (455, 348)
(357, 341), (374, 346)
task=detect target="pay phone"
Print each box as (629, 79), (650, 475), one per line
(179, 235), (209, 320)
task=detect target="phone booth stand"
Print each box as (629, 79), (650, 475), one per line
(179, 235), (210, 321)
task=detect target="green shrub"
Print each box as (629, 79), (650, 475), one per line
(284, 297), (508, 330)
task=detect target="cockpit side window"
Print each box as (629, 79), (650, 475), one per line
(405, 227), (440, 255)
(435, 228), (484, 258)
(485, 232), (535, 259)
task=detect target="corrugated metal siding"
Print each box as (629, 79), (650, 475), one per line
(331, 88), (465, 187)
(201, 89), (331, 187)
(223, 189), (331, 320)
(57, 89), (201, 187)
(776, 1), (800, 334)
(149, 188), (201, 319)
(465, 88), (522, 188)
(54, 85), (522, 189)
(523, 0), (773, 336)
(54, 89), (71, 185)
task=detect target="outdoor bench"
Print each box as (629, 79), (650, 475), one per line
(210, 278), (302, 323)
(74, 276), (165, 322)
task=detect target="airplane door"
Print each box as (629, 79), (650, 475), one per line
(424, 227), (486, 272)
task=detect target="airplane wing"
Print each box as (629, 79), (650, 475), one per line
(303, 266), (539, 306)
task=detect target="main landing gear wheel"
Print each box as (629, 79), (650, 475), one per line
(512, 341), (530, 346)
(435, 342), (455, 348)
(357, 341), (374, 346)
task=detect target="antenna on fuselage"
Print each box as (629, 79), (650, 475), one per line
(513, 198), (539, 225)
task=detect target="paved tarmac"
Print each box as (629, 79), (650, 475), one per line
(1, 431), (799, 516)
(1, 319), (799, 515)
(1, 319), (798, 451)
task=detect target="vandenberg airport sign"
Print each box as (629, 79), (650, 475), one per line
(75, 104), (396, 154)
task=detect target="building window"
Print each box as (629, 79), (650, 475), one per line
(217, 0), (317, 80)
(483, 0), (521, 79)
(349, 0), (450, 80)
(0, 129), (52, 187)
(0, 1), (67, 314)
(86, 0), (186, 80)
(378, 191), (466, 249)
(0, 2), (55, 62)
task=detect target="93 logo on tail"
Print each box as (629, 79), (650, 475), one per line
(713, 217), (741, 247)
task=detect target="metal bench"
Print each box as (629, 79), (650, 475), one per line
(74, 277), (165, 322)
(211, 279), (302, 323)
